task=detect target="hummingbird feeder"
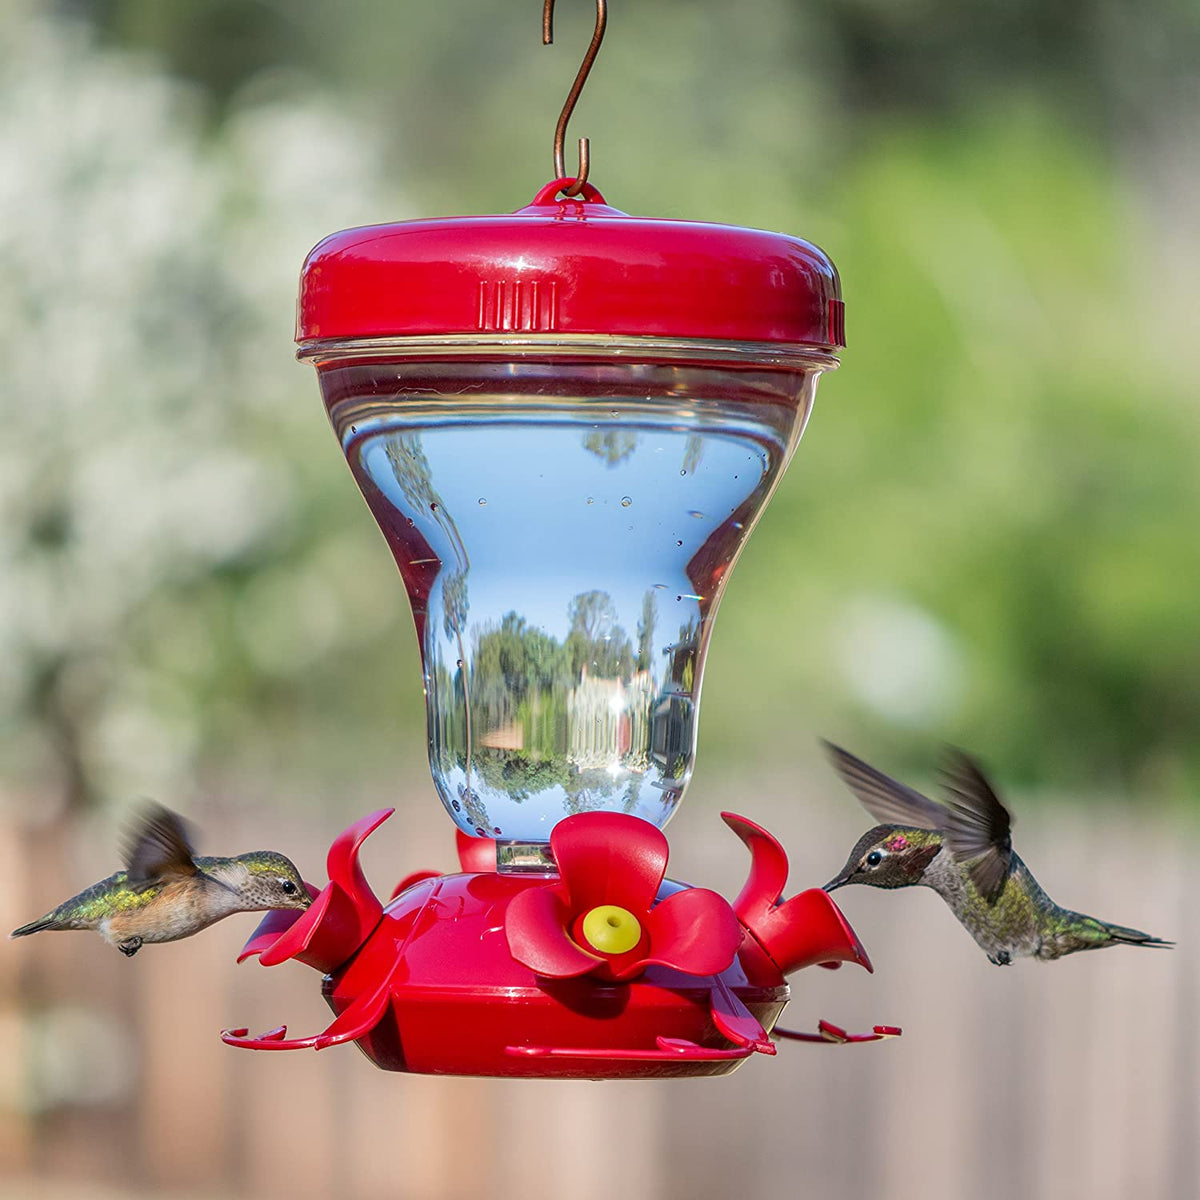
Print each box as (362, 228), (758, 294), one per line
(223, 0), (897, 1078)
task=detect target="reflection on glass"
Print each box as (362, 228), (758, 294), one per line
(325, 355), (821, 842)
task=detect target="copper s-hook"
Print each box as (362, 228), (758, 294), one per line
(542, 0), (607, 196)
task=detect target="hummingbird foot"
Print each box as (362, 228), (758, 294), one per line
(987, 950), (1012, 966)
(117, 936), (144, 957)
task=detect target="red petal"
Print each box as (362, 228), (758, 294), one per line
(722, 813), (873, 977)
(722, 811), (789, 927)
(234, 916), (300, 964)
(550, 812), (668, 913)
(257, 879), (380, 973)
(326, 808), (392, 918)
(505, 884), (602, 978)
(256, 884), (332, 967)
(456, 829), (497, 873)
(237, 880), (321, 963)
(238, 814), (393, 974)
(710, 974), (776, 1055)
(754, 888), (873, 976)
(627, 887), (742, 979)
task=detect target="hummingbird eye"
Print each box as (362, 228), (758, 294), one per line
(865, 850), (884, 867)
(280, 879), (297, 895)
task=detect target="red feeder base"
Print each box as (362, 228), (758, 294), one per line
(223, 810), (897, 1078)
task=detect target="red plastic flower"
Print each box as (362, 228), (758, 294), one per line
(722, 811), (871, 984)
(237, 808), (392, 973)
(505, 812), (742, 982)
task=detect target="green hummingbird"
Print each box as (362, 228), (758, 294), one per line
(822, 743), (1172, 965)
(10, 804), (310, 957)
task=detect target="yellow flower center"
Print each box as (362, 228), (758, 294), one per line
(580, 905), (642, 955)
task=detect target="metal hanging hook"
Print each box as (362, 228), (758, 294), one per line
(542, 0), (607, 196)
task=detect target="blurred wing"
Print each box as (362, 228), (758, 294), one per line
(124, 804), (199, 887)
(822, 742), (947, 830)
(940, 750), (1014, 903)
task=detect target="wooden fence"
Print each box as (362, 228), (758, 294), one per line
(0, 771), (1195, 1200)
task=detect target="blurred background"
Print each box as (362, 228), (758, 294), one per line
(0, 0), (1196, 1196)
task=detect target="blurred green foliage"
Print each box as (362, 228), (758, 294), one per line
(711, 112), (1200, 797)
(3, 1), (1196, 815)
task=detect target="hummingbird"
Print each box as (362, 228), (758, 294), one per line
(10, 804), (310, 957)
(821, 742), (1172, 965)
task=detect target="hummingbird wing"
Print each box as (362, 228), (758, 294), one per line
(939, 750), (1014, 904)
(822, 742), (947, 830)
(123, 804), (200, 890)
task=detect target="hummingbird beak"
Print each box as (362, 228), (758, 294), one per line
(822, 871), (851, 893)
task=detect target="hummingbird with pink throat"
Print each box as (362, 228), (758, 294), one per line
(822, 743), (1172, 965)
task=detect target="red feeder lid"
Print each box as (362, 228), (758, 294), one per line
(297, 179), (844, 349)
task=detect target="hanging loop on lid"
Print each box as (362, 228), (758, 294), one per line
(542, 0), (607, 197)
(528, 178), (608, 206)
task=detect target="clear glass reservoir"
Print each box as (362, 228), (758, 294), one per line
(304, 336), (835, 843)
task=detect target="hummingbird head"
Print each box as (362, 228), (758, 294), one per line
(220, 851), (312, 911)
(823, 825), (943, 893)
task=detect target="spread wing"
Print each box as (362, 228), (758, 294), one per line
(940, 750), (1014, 903)
(823, 742), (947, 830)
(123, 804), (199, 889)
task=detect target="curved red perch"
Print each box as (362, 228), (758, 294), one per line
(774, 1020), (903, 1045)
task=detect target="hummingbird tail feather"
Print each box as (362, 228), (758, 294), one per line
(1103, 922), (1173, 948)
(9, 916), (62, 938)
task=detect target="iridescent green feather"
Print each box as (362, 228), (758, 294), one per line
(11, 871), (162, 934)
